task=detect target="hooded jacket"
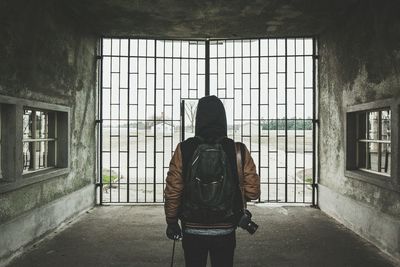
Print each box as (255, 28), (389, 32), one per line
(164, 96), (260, 226)
(195, 95), (227, 141)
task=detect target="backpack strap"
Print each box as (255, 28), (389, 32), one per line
(235, 142), (247, 209)
(194, 136), (205, 143)
(216, 136), (227, 143)
(194, 135), (227, 144)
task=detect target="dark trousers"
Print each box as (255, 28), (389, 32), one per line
(182, 231), (236, 267)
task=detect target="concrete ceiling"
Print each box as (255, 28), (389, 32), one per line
(65, 0), (361, 38)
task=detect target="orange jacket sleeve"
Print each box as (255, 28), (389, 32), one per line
(164, 144), (184, 224)
(242, 144), (261, 200)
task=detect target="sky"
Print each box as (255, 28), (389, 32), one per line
(101, 38), (314, 127)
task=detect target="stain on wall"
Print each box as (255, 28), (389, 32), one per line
(319, 0), (400, 219)
(0, 0), (97, 224)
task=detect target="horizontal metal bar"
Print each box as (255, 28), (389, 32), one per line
(23, 138), (56, 142)
(358, 139), (391, 144)
(259, 182), (313, 185)
(101, 35), (317, 41)
(358, 168), (391, 177)
(104, 55), (206, 59)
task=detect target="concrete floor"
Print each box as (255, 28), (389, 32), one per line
(7, 205), (396, 267)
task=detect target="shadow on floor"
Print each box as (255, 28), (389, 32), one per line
(7, 205), (396, 267)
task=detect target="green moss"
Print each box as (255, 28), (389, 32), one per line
(102, 169), (118, 184)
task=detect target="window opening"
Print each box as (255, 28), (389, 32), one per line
(357, 109), (391, 176)
(23, 109), (57, 173)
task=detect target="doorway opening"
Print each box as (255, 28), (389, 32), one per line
(97, 38), (318, 205)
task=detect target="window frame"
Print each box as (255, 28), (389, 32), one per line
(345, 98), (399, 192)
(356, 108), (391, 176)
(0, 94), (70, 193)
(22, 108), (57, 173)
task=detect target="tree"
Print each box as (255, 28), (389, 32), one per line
(185, 102), (197, 133)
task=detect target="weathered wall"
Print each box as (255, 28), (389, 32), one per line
(318, 0), (400, 262)
(0, 0), (97, 264)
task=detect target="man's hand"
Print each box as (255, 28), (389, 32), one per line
(166, 222), (182, 240)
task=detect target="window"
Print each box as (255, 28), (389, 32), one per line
(0, 94), (70, 193)
(346, 98), (399, 190)
(22, 109), (57, 173)
(357, 109), (391, 176)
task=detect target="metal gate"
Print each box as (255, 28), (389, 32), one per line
(97, 37), (318, 205)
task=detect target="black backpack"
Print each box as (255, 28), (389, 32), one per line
(181, 137), (237, 224)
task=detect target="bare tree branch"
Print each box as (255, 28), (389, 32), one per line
(185, 102), (197, 133)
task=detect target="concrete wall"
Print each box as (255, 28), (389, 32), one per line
(0, 0), (97, 264)
(318, 0), (400, 262)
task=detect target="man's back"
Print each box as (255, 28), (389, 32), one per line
(164, 95), (260, 267)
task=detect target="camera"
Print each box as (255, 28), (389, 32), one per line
(238, 209), (258, 234)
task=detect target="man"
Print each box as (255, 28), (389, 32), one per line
(164, 95), (260, 267)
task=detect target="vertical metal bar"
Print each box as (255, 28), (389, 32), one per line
(378, 110), (382, 172)
(31, 110), (37, 170)
(267, 39), (270, 202)
(99, 38), (104, 205)
(44, 115), (48, 168)
(181, 100), (185, 141)
(383, 110), (389, 172)
(205, 39), (210, 96)
(144, 39), (148, 203)
(275, 39), (278, 202)
(162, 40), (166, 202)
(37, 114), (41, 169)
(285, 38), (288, 203)
(162, 40), (166, 203)
(216, 40), (219, 98)
(294, 39), (297, 203)
(170, 41), (174, 200)
(136, 40), (139, 203)
(154, 39), (157, 203)
(109, 40), (113, 203)
(366, 113), (370, 169)
(241, 40), (244, 144)
(312, 37), (317, 207)
(118, 38), (121, 203)
(355, 113), (360, 168)
(258, 39), (261, 202)
(224, 41), (229, 136)
(302, 38), (306, 203)
(223, 40), (229, 101)
(196, 40), (199, 99)
(127, 39), (130, 203)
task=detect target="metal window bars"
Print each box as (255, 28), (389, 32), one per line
(98, 37), (318, 205)
(22, 109), (55, 172)
(357, 109), (391, 175)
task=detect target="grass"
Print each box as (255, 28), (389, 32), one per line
(102, 169), (118, 184)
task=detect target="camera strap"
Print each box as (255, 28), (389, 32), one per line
(235, 142), (247, 209)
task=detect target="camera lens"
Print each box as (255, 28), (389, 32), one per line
(238, 211), (259, 235)
(246, 221), (258, 235)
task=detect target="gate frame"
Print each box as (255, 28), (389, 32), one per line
(95, 36), (319, 206)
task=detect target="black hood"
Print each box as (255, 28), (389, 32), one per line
(195, 95), (227, 141)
